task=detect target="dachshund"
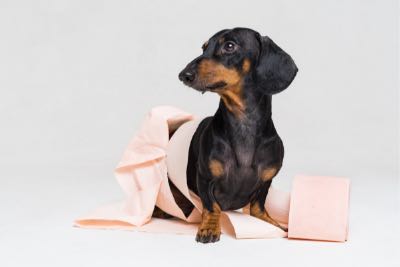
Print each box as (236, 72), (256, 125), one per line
(161, 27), (298, 243)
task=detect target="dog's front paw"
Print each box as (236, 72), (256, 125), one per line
(196, 227), (221, 243)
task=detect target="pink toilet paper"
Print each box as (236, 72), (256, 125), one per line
(74, 106), (351, 242)
(288, 175), (350, 242)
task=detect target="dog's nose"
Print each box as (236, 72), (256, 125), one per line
(179, 70), (195, 83)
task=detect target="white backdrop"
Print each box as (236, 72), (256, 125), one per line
(0, 1), (398, 266)
(0, 0), (398, 178)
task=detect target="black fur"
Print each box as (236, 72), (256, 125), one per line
(178, 28), (297, 242)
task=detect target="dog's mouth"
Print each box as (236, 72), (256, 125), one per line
(205, 81), (227, 91)
(185, 81), (227, 94)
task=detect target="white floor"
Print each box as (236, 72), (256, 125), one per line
(1, 165), (398, 267)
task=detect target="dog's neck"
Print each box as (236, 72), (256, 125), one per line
(213, 87), (274, 166)
(215, 86), (273, 132)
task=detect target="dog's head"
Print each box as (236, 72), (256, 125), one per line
(179, 28), (298, 96)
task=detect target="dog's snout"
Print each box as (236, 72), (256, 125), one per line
(179, 70), (196, 84)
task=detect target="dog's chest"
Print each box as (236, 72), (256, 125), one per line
(213, 126), (263, 210)
(232, 138), (255, 166)
(213, 163), (260, 210)
(229, 120), (259, 166)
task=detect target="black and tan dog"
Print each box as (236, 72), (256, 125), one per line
(155, 28), (297, 243)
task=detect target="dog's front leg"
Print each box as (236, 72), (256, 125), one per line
(196, 177), (221, 243)
(196, 203), (221, 243)
(250, 180), (288, 232)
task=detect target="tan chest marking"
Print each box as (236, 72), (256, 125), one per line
(260, 167), (278, 181)
(209, 159), (224, 177)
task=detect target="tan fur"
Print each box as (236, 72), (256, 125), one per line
(198, 59), (245, 118)
(260, 167), (277, 181)
(197, 203), (222, 239)
(209, 159), (224, 177)
(219, 86), (245, 118)
(198, 59), (241, 86)
(250, 202), (287, 231)
(242, 59), (251, 73)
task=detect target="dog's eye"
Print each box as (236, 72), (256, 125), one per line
(221, 41), (237, 54)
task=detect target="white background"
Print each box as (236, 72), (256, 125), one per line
(0, 0), (398, 266)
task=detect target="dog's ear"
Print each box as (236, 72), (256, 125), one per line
(255, 35), (298, 94)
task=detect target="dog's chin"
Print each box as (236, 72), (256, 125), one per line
(206, 81), (227, 91)
(185, 81), (227, 94)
